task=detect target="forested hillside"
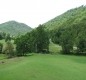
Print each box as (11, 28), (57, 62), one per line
(48, 5), (86, 54)
(0, 21), (32, 36)
(44, 5), (86, 30)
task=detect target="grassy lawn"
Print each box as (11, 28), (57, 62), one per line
(0, 40), (86, 80)
(0, 54), (86, 80)
(0, 54), (6, 60)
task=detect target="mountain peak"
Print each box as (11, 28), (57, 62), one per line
(0, 20), (32, 36)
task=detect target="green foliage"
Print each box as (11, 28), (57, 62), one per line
(60, 28), (73, 54)
(0, 33), (3, 40)
(44, 5), (86, 31)
(15, 35), (29, 56)
(51, 28), (65, 44)
(46, 5), (86, 55)
(0, 32), (6, 40)
(0, 43), (3, 53)
(36, 25), (49, 53)
(5, 34), (11, 42)
(2, 41), (14, 58)
(74, 21), (86, 54)
(76, 38), (86, 54)
(52, 18), (86, 54)
(52, 27), (74, 54)
(15, 24), (49, 55)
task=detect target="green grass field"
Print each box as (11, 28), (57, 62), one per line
(0, 54), (86, 80)
(0, 40), (86, 80)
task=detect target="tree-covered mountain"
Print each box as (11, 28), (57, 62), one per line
(46, 5), (86, 54)
(44, 5), (86, 31)
(0, 21), (32, 36)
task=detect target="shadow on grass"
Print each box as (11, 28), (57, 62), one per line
(59, 51), (86, 56)
(24, 53), (34, 57)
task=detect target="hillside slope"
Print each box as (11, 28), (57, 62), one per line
(0, 21), (32, 36)
(44, 5), (86, 30)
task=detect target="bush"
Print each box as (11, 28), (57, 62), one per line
(2, 41), (14, 58)
(0, 43), (3, 53)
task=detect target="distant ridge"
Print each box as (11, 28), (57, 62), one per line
(0, 20), (32, 36)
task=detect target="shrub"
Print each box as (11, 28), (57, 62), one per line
(0, 43), (3, 53)
(2, 41), (14, 58)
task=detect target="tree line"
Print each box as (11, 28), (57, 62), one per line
(15, 24), (49, 56)
(51, 18), (86, 55)
(0, 18), (86, 58)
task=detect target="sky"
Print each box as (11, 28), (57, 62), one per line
(0, 0), (86, 28)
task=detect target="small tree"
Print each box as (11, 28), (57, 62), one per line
(15, 35), (29, 56)
(0, 43), (3, 53)
(2, 40), (14, 58)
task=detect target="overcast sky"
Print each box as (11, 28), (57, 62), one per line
(0, 0), (86, 28)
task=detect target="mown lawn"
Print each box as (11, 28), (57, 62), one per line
(0, 40), (86, 80)
(0, 54), (86, 80)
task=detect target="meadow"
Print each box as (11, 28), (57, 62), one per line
(0, 41), (86, 80)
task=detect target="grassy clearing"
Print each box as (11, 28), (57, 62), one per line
(0, 54), (86, 80)
(49, 42), (61, 54)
